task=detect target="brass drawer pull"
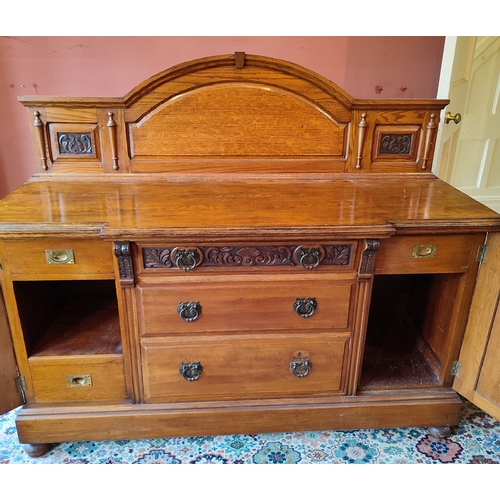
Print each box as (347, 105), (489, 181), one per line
(45, 249), (75, 265)
(297, 247), (321, 270)
(66, 374), (92, 387)
(174, 248), (200, 272)
(294, 297), (317, 318)
(412, 244), (438, 259)
(180, 362), (203, 381)
(290, 358), (311, 378)
(178, 301), (202, 322)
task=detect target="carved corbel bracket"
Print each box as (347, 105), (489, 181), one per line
(359, 239), (380, 275)
(114, 242), (134, 286)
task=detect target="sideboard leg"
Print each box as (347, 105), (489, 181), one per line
(427, 426), (452, 438)
(24, 443), (54, 458)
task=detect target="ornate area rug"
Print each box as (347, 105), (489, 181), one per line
(1, 399), (499, 464)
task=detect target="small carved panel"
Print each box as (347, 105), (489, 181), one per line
(379, 134), (412, 155)
(372, 125), (420, 163)
(143, 244), (352, 271)
(57, 133), (93, 155)
(49, 123), (100, 162)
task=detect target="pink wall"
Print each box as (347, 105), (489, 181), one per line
(0, 36), (445, 198)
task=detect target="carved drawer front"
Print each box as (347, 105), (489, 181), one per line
(140, 243), (354, 273)
(374, 234), (480, 274)
(28, 355), (127, 403)
(138, 278), (353, 335)
(4, 238), (114, 279)
(141, 333), (350, 403)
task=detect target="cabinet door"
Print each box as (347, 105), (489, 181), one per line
(0, 287), (23, 415)
(453, 232), (500, 420)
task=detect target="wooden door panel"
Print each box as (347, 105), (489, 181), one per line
(0, 287), (23, 414)
(453, 232), (500, 420)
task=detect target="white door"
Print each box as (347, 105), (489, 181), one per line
(434, 36), (500, 213)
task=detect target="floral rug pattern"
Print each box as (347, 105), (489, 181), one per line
(1, 400), (499, 464)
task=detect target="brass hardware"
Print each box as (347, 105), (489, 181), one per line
(444, 112), (462, 124)
(178, 301), (202, 322)
(15, 375), (27, 394)
(477, 244), (488, 263)
(297, 248), (321, 270)
(411, 244), (438, 259)
(290, 358), (311, 378)
(294, 297), (317, 318)
(451, 361), (461, 377)
(45, 249), (75, 265)
(173, 248), (201, 272)
(66, 374), (92, 387)
(180, 362), (203, 381)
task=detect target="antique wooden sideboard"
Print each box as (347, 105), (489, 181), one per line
(2, 53), (500, 457)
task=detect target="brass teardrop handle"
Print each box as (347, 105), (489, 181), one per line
(179, 362), (203, 381)
(294, 297), (317, 318)
(444, 112), (462, 124)
(174, 248), (200, 272)
(298, 248), (321, 270)
(290, 358), (311, 378)
(178, 301), (202, 322)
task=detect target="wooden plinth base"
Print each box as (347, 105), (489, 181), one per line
(16, 389), (462, 455)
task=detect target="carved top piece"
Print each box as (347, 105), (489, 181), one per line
(18, 54), (448, 175)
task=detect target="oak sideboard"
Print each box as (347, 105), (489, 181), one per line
(2, 53), (500, 457)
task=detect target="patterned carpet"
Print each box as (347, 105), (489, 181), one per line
(1, 399), (499, 464)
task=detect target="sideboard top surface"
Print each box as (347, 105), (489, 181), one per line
(1, 175), (499, 239)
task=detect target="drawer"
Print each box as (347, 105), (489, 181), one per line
(28, 355), (127, 403)
(374, 234), (481, 274)
(142, 333), (350, 402)
(138, 278), (353, 335)
(4, 238), (114, 279)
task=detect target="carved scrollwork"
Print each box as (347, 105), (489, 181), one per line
(143, 244), (352, 270)
(57, 133), (93, 155)
(380, 134), (412, 155)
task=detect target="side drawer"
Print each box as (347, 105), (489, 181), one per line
(4, 238), (114, 279)
(138, 278), (354, 335)
(374, 234), (482, 274)
(28, 355), (127, 403)
(142, 333), (350, 403)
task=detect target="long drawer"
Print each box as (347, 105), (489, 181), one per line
(138, 278), (354, 335)
(141, 333), (350, 402)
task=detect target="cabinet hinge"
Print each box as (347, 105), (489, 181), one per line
(477, 244), (488, 263)
(15, 375), (27, 402)
(451, 361), (461, 377)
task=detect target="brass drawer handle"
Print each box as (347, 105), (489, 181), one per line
(412, 244), (438, 259)
(174, 248), (201, 272)
(294, 297), (317, 318)
(180, 362), (203, 381)
(297, 247), (321, 270)
(66, 374), (92, 387)
(45, 249), (75, 265)
(178, 301), (202, 322)
(290, 358), (311, 378)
